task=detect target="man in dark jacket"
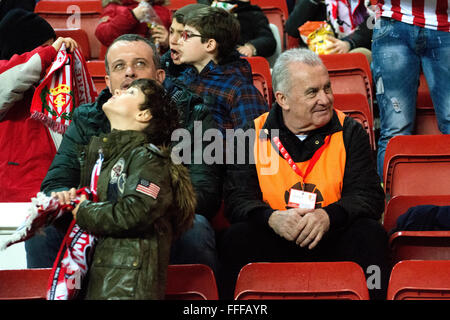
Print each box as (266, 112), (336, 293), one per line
(219, 48), (389, 300)
(26, 34), (222, 275)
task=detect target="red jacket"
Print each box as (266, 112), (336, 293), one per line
(0, 45), (57, 202)
(95, 0), (172, 47)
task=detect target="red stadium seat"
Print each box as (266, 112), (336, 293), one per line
(54, 28), (90, 60)
(0, 268), (51, 300)
(415, 74), (440, 135)
(383, 134), (450, 200)
(383, 195), (450, 265)
(165, 0), (196, 14)
(86, 59), (107, 93)
(390, 231), (450, 265)
(387, 260), (450, 300)
(333, 93), (375, 150)
(165, 264), (219, 300)
(383, 195), (450, 233)
(320, 53), (374, 115)
(234, 262), (369, 300)
(242, 56), (273, 107)
(251, 0), (289, 50)
(35, 0), (102, 59)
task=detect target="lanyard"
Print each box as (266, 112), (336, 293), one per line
(272, 135), (331, 181)
(89, 149), (104, 201)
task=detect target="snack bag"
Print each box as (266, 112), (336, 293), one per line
(298, 21), (334, 55)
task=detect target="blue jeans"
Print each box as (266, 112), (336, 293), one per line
(372, 18), (450, 177)
(25, 214), (219, 275)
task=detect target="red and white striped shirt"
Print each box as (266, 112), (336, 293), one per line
(379, 0), (450, 32)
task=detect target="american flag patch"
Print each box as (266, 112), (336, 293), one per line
(136, 179), (160, 199)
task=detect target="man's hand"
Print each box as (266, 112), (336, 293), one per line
(295, 208), (330, 250)
(324, 36), (351, 54)
(268, 208), (313, 241)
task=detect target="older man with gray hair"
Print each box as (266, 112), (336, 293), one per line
(219, 48), (388, 300)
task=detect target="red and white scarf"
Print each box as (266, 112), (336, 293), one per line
(47, 151), (103, 300)
(30, 44), (97, 134)
(325, 0), (368, 38)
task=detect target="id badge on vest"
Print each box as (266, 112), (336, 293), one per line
(287, 188), (317, 209)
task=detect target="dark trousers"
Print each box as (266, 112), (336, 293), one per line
(218, 218), (390, 300)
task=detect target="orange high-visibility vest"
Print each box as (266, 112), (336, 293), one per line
(253, 110), (347, 210)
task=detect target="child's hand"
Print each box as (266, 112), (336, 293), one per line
(51, 37), (78, 53)
(151, 25), (169, 50)
(72, 194), (87, 220)
(51, 188), (78, 206)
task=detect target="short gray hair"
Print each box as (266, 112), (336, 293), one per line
(272, 48), (324, 94)
(104, 34), (160, 75)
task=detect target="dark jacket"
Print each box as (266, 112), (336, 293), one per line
(234, 2), (276, 58)
(41, 84), (223, 220)
(224, 105), (384, 232)
(390, 205), (450, 235)
(76, 130), (195, 299)
(285, 0), (373, 50)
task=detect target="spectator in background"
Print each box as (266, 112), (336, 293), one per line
(159, 3), (208, 78)
(0, 0), (36, 21)
(372, 0), (450, 178)
(95, 0), (172, 49)
(0, 9), (78, 202)
(285, 0), (373, 62)
(174, 6), (268, 133)
(207, 0), (277, 58)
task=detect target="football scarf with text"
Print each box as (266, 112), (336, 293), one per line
(46, 151), (103, 300)
(30, 44), (97, 134)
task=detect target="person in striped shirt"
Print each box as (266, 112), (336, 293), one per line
(372, 0), (450, 178)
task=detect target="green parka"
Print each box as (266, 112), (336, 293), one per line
(76, 130), (195, 299)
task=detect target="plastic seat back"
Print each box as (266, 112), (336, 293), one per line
(333, 93), (375, 150)
(320, 53), (373, 115)
(0, 268), (51, 300)
(383, 195), (450, 233)
(86, 59), (107, 93)
(383, 135), (450, 200)
(54, 28), (90, 60)
(165, 0), (196, 14)
(388, 260), (450, 300)
(242, 56), (273, 107)
(234, 262), (369, 300)
(165, 264), (218, 300)
(35, 0), (102, 59)
(415, 74), (440, 135)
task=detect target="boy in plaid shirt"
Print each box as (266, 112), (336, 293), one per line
(172, 6), (268, 133)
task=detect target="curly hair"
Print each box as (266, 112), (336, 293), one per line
(129, 78), (180, 146)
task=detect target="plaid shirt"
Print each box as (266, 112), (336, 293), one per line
(175, 53), (269, 133)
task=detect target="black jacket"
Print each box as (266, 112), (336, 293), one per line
(224, 105), (384, 232)
(285, 0), (372, 50)
(41, 84), (223, 220)
(234, 2), (277, 58)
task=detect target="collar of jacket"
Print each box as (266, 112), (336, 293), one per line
(96, 129), (149, 159)
(259, 104), (344, 163)
(183, 50), (253, 81)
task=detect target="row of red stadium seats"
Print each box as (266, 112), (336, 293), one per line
(1, 260), (450, 300)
